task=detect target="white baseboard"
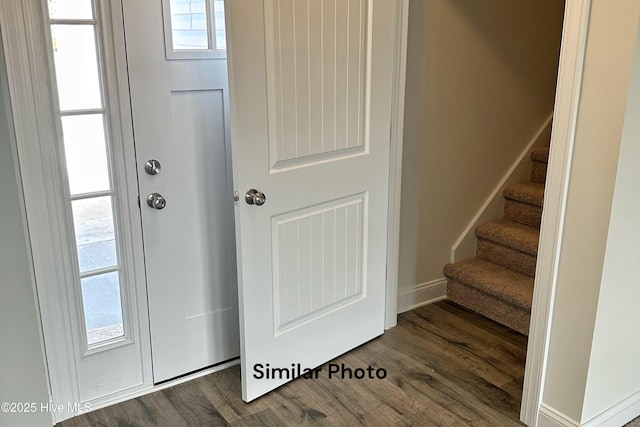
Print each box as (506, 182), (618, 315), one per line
(583, 389), (640, 427)
(450, 113), (554, 264)
(397, 278), (448, 313)
(537, 389), (640, 427)
(538, 403), (580, 427)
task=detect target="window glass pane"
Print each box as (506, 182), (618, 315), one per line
(81, 272), (124, 345)
(62, 114), (110, 195)
(48, 0), (93, 20)
(171, 0), (205, 14)
(171, 0), (209, 50)
(72, 196), (118, 273)
(51, 25), (102, 111)
(213, 1), (226, 50)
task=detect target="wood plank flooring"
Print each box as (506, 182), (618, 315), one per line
(57, 301), (527, 426)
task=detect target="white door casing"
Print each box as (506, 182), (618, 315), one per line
(227, 0), (396, 401)
(122, 1), (239, 383)
(520, 0), (592, 424)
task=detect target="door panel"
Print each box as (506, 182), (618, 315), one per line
(227, 0), (395, 401)
(265, 0), (367, 168)
(122, 1), (239, 383)
(272, 193), (365, 332)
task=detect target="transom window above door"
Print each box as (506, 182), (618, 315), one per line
(163, 0), (227, 59)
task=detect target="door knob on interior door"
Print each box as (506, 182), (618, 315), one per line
(245, 189), (266, 206)
(147, 193), (167, 209)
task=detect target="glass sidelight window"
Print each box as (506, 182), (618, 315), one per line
(47, 0), (125, 347)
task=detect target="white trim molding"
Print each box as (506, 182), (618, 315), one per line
(0, 0), (82, 420)
(397, 278), (448, 314)
(538, 403), (580, 427)
(385, 0), (409, 330)
(450, 113), (554, 264)
(0, 8), (55, 425)
(582, 390), (640, 427)
(520, 1), (593, 426)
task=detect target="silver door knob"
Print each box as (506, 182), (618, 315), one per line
(147, 193), (167, 209)
(245, 189), (266, 206)
(144, 159), (161, 175)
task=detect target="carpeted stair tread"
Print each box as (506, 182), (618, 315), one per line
(444, 258), (534, 310)
(475, 220), (539, 256)
(503, 182), (544, 207)
(530, 147), (550, 164)
(444, 142), (548, 334)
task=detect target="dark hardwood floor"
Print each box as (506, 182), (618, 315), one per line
(58, 301), (527, 426)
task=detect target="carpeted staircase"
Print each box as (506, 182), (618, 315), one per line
(443, 147), (549, 335)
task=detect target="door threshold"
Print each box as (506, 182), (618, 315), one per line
(154, 356), (241, 386)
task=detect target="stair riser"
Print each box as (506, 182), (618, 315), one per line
(504, 199), (542, 228)
(476, 239), (536, 277)
(530, 148), (550, 164)
(531, 161), (547, 184)
(447, 280), (530, 335)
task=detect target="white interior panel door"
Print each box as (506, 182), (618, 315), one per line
(227, 0), (395, 401)
(122, 1), (239, 383)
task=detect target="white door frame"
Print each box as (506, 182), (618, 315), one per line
(0, 0), (590, 423)
(1, 0), (85, 419)
(521, 0), (591, 425)
(385, 0), (410, 330)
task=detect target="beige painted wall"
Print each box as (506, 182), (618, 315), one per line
(541, 0), (640, 422)
(398, 0), (565, 295)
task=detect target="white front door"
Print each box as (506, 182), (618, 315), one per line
(122, 1), (239, 383)
(227, 0), (396, 401)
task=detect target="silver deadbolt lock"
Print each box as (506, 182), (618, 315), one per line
(144, 159), (161, 175)
(245, 189), (266, 206)
(147, 193), (167, 209)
